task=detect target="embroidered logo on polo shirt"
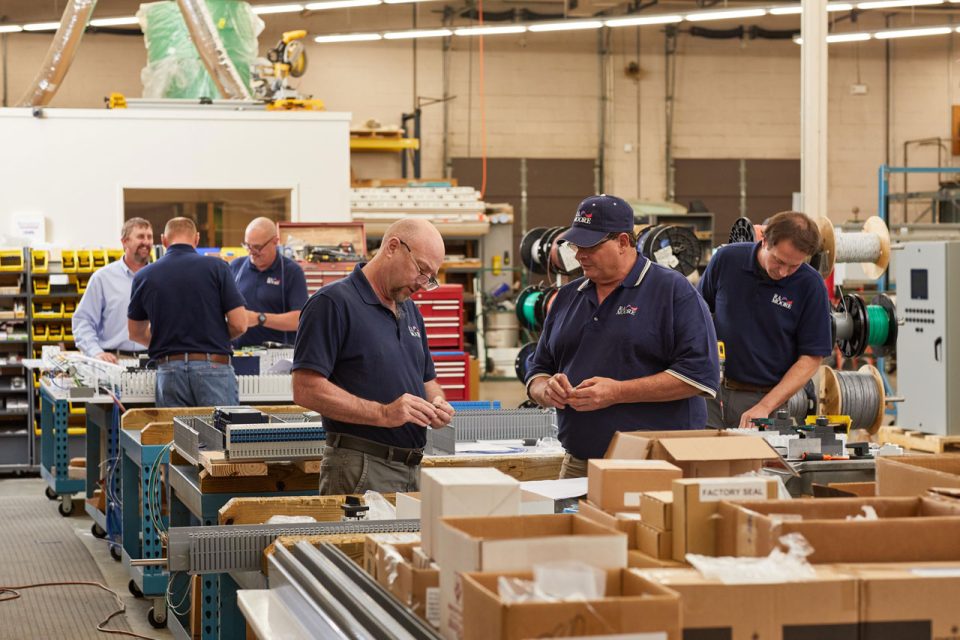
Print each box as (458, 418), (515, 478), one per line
(266, 277), (281, 285)
(616, 304), (638, 316)
(771, 294), (794, 310)
(574, 210), (593, 225)
(408, 325), (421, 338)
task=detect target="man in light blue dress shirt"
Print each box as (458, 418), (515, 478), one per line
(73, 218), (154, 363)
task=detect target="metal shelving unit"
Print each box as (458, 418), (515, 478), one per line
(0, 248), (34, 472)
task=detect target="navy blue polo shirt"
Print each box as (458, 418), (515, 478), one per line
(128, 244), (246, 360)
(525, 253), (720, 460)
(229, 254), (308, 347)
(292, 263), (436, 449)
(699, 242), (832, 388)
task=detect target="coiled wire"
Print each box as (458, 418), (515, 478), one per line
(835, 370), (882, 431)
(834, 232), (882, 264)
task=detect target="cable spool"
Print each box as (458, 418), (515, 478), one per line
(831, 292), (898, 358)
(728, 217), (766, 244)
(535, 286), (559, 329)
(519, 226), (580, 276)
(814, 216), (891, 279)
(638, 224), (701, 276)
(514, 341), (538, 381)
(819, 364), (886, 434)
(785, 379), (817, 424)
(515, 285), (558, 332)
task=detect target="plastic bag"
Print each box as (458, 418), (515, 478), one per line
(497, 561), (605, 603)
(363, 490), (397, 520)
(686, 533), (817, 584)
(846, 505), (878, 521)
(265, 514), (316, 524)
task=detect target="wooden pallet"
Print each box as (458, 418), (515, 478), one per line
(350, 128), (404, 139)
(198, 451), (322, 478)
(878, 426), (960, 454)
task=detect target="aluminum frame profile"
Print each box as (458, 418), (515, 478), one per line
(447, 408), (558, 442)
(167, 518), (421, 573)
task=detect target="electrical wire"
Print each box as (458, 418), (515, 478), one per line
(164, 571), (192, 619)
(0, 581), (157, 639)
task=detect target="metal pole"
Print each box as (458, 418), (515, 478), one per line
(442, 21), (452, 179)
(2, 34), (7, 108)
(739, 158), (748, 218)
(664, 26), (678, 202)
(520, 158), (529, 236)
(597, 28), (609, 194)
(800, 0), (828, 220)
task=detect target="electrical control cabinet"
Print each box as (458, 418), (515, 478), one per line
(896, 241), (960, 435)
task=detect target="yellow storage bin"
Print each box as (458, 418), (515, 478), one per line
(32, 277), (50, 295)
(76, 250), (93, 273)
(63, 325), (73, 340)
(32, 324), (48, 341)
(219, 246), (248, 262)
(61, 250), (78, 273)
(0, 249), (24, 272)
(92, 250), (108, 270)
(31, 250), (49, 273)
(33, 370), (41, 388)
(106, 249), (123, 264)
(63, 300), (76, 317)
(68, 402), (85, 416)
(47, 325), (64, 341)
(76, 275), (90, 295)
(32, 301), (63, 319)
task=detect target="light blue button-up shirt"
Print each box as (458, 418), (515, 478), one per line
(72, 257), (147, 356)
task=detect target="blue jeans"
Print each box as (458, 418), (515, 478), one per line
(156, 360), (238, 408)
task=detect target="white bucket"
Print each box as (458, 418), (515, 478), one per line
(485, 311), (519, 348)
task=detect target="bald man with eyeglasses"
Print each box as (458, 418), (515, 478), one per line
(292, 218), (455, 495)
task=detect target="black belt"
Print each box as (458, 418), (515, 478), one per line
(114, 350), (145, 358)
(327, 433), (424, 467)
(157, 353), (230, 365)
(723, 378), (774, 393)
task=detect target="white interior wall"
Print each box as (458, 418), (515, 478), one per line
(1, 8), (958, 232)
(0, 109), (350, 246)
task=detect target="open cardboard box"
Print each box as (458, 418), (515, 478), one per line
(577, 499), (642, 549)
(876, 455), (960, 497)
(604, 429), (781, 478)
(376, 540), (440, 628)
(717, 496), (960, 562)
(636, 566), (859, 640)
(437, 514), (628, 639)
(460, 568), (681, 640)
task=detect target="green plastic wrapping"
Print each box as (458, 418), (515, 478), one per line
(137, 0), (263, 99)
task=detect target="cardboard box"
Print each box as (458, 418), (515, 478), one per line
(673, 476), (778, 561)
(376, 540), (440, 627)
(605, 429), (781, 478)
(638, 522), (673, 559)
(398, 489), (557, 520)
(412, 546), (433, 570)
(437, 514), (628, 640)
(588, 459), (682, 512)
(641, 490), (674, 530)
(813, 482), (877, 498)
(577, 499), (642, 549)
(364, 532), (421, 578)
(627, 550), (686, 569)
(460, 569), (681, 640)
(395, 492), (421, 519)
(843, 562), (960, 639)
(717, 496), (960, 563)
(877, 455), (960, 497)
(420, 467), (521, 560)
(636, 566), (859, 640)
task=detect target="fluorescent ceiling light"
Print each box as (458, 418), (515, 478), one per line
(0, 25), (23, 33)
(383, 28), (452, 39)
(769, 6), (803, 14)
(528, 20), (604, 32)
(828, 2), (855, 9)
(827, 31), (871, 41)
(23, 22), (61, 31)
(605, 14), (683, 26)
(875, 25), (951, 37)
(305, 0), (380, 8)
(383, 0), (434, 4)
(857, 0), (941, 8)
(314, 32), (382, 42)
(251, 3), (304, 13)
(89, 16), (139, 27)
(454, 25), (527, 36)
(686, 8), (767, 21)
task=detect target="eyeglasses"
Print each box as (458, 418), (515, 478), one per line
(397, 239), (440, 291)
(242, 237), (277, 254)
(564, 236), (615, 254)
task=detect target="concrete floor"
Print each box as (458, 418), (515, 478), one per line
(0, 476), (173, 640)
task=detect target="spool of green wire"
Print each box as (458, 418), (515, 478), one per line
(520, 291), (541, 329)
(866, 304), (890, 346)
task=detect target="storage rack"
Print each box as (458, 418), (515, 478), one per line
(0, 247), (33, 471)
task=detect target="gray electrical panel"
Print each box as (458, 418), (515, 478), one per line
(896, 241), (960, 435)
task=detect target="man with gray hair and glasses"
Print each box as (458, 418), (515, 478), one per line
(292, 218), (456, 495)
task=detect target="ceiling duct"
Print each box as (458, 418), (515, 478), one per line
(176, 0), (252, 100)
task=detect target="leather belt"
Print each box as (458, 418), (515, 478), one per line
(157, 353), (230, 365)
(114, 350), (146, 358)
(723, 378), (774, 393)
(328, 433), (424, 467)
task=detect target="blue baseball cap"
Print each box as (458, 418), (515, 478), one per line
(561, 195), (635, 247)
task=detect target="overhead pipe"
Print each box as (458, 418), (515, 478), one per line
(176, 0), (252, 100)
(17, 0), (98, 107)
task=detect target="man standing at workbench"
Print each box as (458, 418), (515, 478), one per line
(292, 218), (455, 494)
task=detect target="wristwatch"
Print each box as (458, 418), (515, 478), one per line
(257, 312), (267, 327)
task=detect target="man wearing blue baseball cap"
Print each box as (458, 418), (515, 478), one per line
(524, 195), (720, 478)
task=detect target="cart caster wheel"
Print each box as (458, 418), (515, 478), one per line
(147, 607), (167, 629)
(57, 501), (73, 517)
(110, 545), (122, 562)
(128, 579), (144, 599)
(45, 487), (57, 500)
(91, 523), (107, 539)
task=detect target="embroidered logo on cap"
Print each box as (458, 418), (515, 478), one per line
(771, 294), (793, 310)
(408, 325), (421, 337)
(574, 210), (593, 225)
(616, 304), (638, 316)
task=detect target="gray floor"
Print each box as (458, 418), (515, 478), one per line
(0, 477), (173, 640)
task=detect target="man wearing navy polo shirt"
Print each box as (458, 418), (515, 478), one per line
(292, 218), (456, 495)
(699, 211), (832, 428)
(128, 217), (248, 408)
(229, 217), (308, 347)
(525, 195), (720, 479)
